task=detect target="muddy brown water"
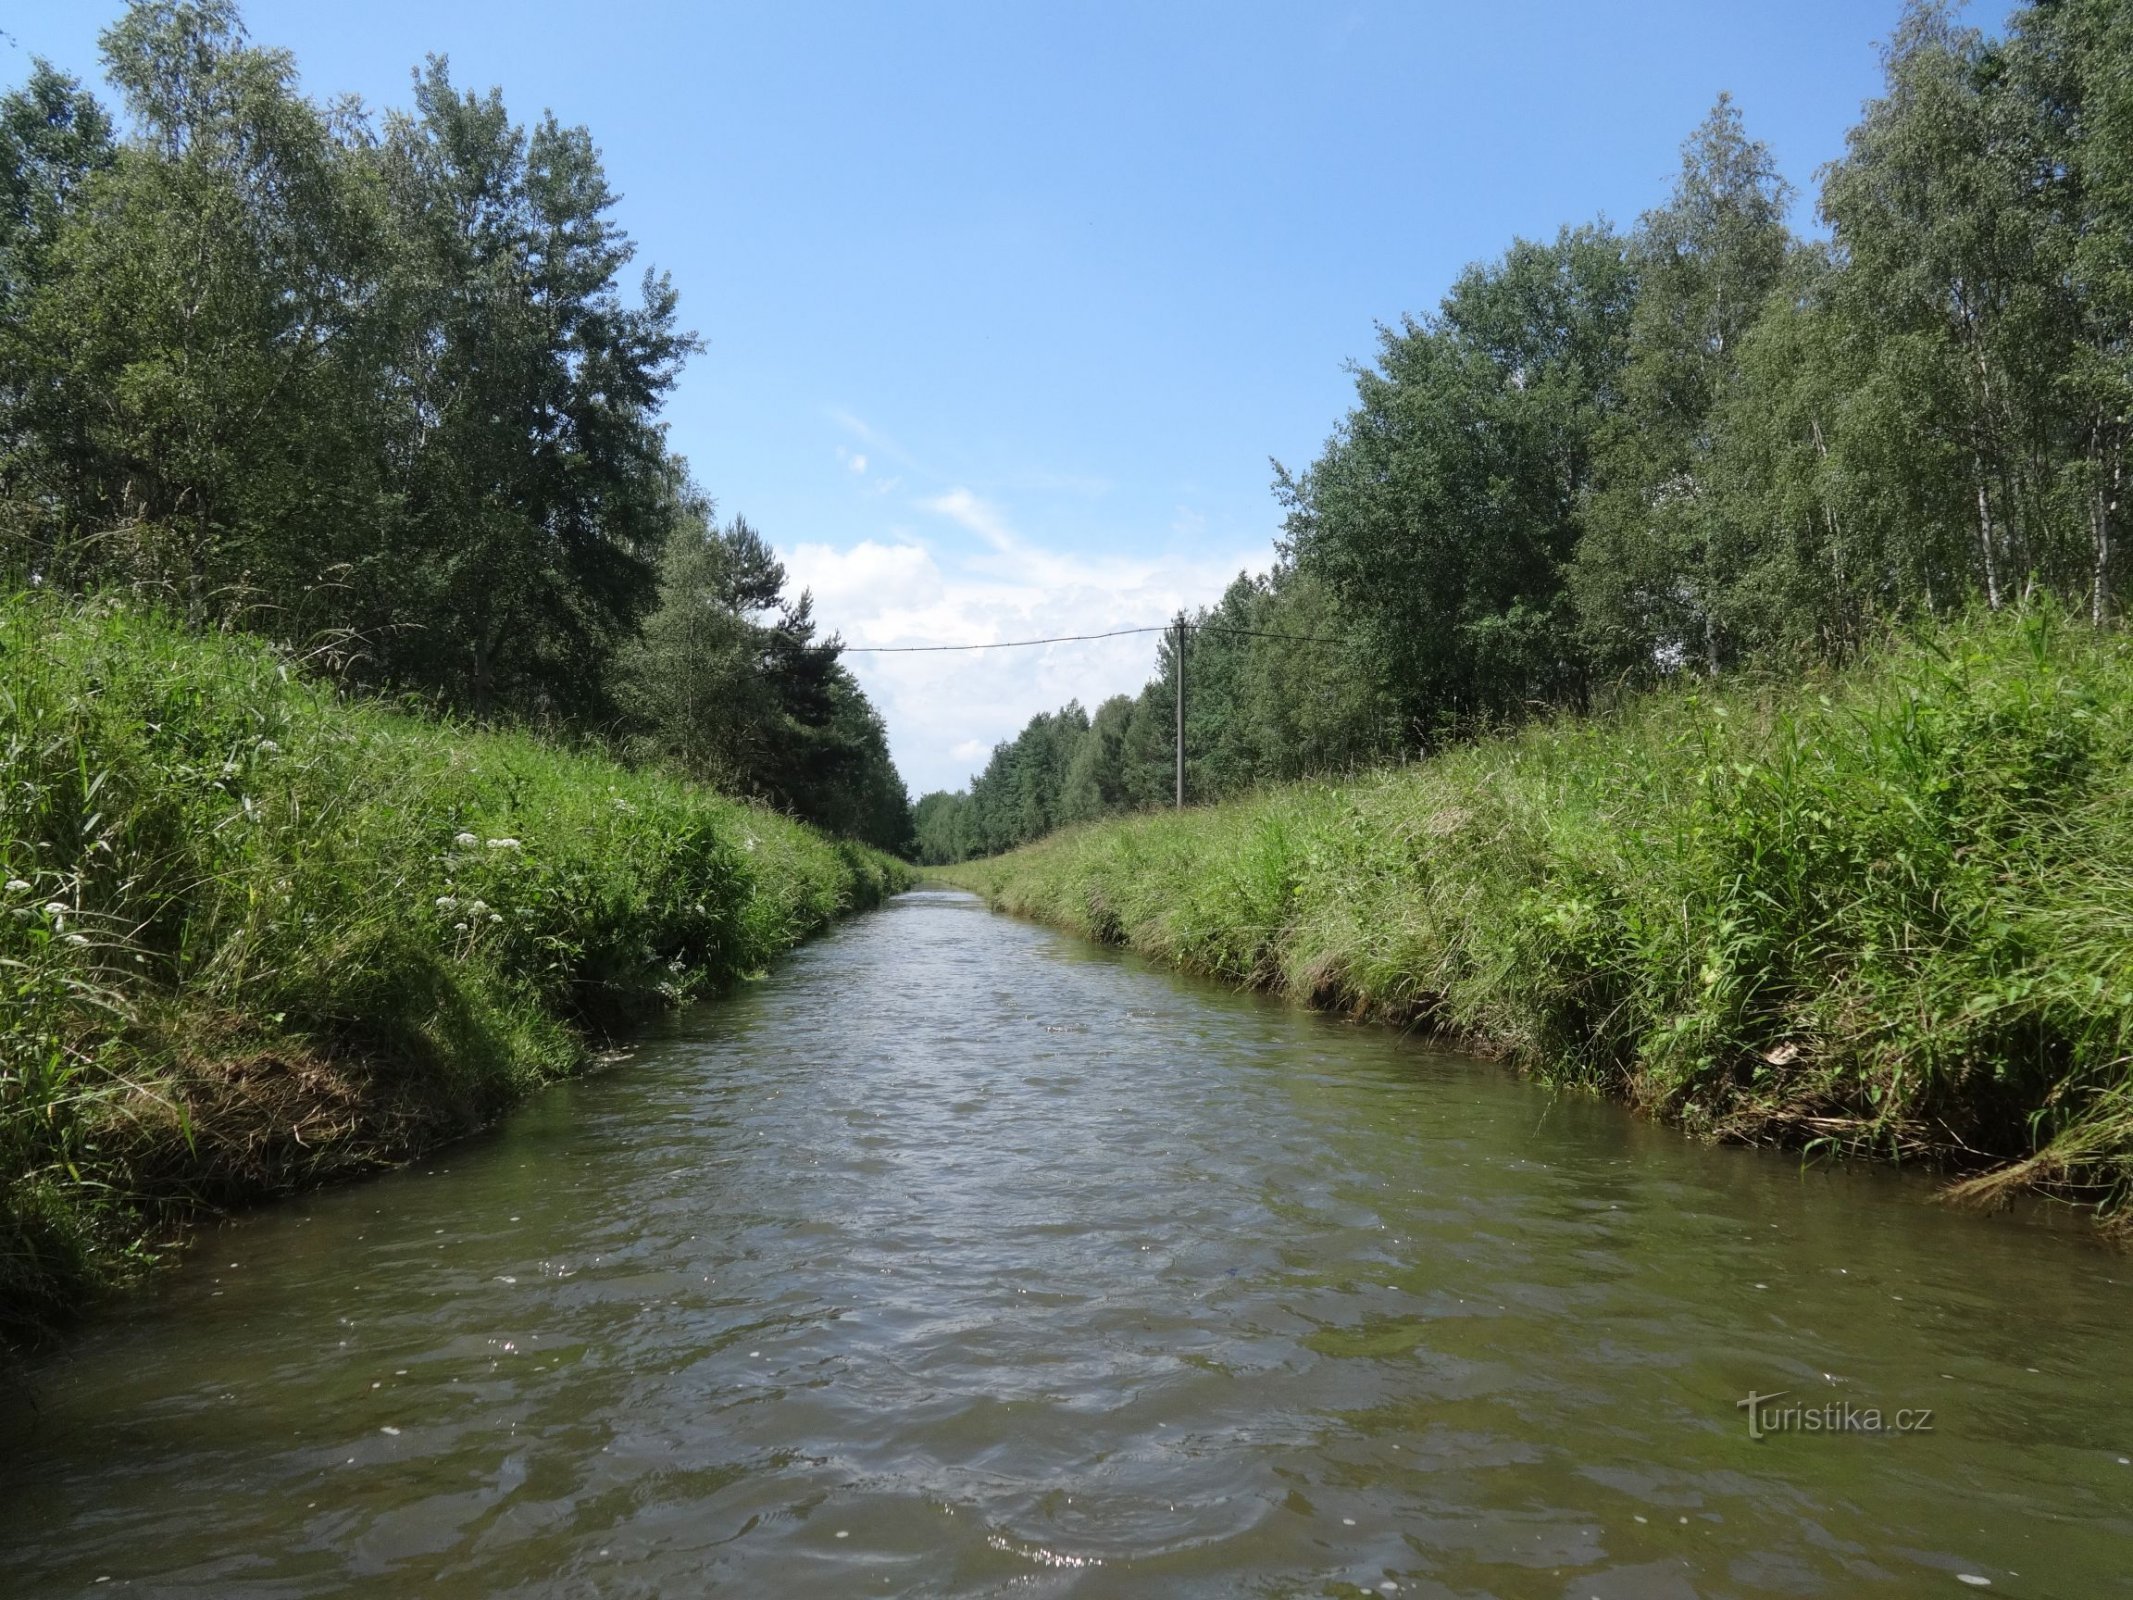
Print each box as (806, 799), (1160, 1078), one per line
(3, 889), (2129, 1597)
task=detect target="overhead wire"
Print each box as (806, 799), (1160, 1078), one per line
(833, 625), (1171, 654)
(815, 621), (1347, 654)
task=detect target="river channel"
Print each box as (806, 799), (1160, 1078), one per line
(2, 889), (2129, 1597)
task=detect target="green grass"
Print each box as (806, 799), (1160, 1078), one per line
(951, 605), (2133, 1227)
(0, 596), (910, 1340)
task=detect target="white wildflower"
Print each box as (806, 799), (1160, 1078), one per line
(453, 922), (468, 933)
(486, 838), (520, 851)
(435, 896), (457, 911)
(742, 835), (757, 853)
(465, 900), (489, 918)
(4, 879), (29, 893)
(43, 901), (66, 917)
(489, 913), (502, 924)
(64, 933), (90, 947)
(257, 739), (280, 753)
(454, 832), (479, 849)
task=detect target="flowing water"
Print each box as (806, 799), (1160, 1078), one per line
(4, 889), (2131, 1598)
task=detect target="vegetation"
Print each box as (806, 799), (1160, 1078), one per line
(0, 3), (924, 1334)
(953, 605), (2133, 1222)
(8, 0), (2132, 1310)
(0, 597), (908, 1340)
(0, 2), (913, 852)
(0, 2), (923, 1336)
(918, 1), (2133, 862)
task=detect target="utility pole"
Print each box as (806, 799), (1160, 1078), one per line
(1173, 611), (1187, 808)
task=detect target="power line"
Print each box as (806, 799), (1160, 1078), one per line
(835, 625), (1172, 654)
(809, 614), (1348, 813)
(821, 621), (1348, 654)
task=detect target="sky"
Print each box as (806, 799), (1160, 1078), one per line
(13, 1), (1991, 794)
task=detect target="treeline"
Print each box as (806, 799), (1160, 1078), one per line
(0, 2), (913, 853)
(917, 0), (2132, 864)
(910, 571), (1385, 864)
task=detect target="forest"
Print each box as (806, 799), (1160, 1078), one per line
(0, 1), (914, 854)
(915, 0), (2132, 866)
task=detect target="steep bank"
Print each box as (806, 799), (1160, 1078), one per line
(951, 608), (2133, 1228)
(1, 598), (910, 1339)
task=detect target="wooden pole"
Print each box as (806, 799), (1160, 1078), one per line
(1174, 613), (1186, 808)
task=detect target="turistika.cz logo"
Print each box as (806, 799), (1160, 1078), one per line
(1736, 1390), (1935, 1440)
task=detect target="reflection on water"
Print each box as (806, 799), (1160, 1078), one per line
(3, 889), (2130, 1597)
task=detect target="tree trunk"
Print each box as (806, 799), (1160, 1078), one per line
(1974, 466), (2001, 611)
(2094, 444), (2121, 627)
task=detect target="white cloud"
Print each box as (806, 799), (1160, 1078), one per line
(829, 407), (883, 447)
(783, 507), (1265, 795)
(828, 406), (924, 476)
(917, 487), (1017, 553)
(790, 419), (1268, 796)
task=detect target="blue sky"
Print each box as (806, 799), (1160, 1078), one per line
(15, 2), (1984, 793)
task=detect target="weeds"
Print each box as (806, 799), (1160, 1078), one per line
(0, 596), (909, 1340)
(953, 603), (2133, 1228)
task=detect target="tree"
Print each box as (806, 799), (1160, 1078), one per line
(2005, 0), (2133, 623)
(616, 508), (912, 852)
(3, 2), (390, 613)
(1059, 694), (1139, 821)
(1574, 94), (1795, 676)
(1819, 3), (2077, 615)
(0, 2), (917, 846)
(371, 55), (696, 718)
(1281, 225), (1635, 744)
(0, 62), (115, 583)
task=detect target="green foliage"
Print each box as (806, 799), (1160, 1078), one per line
(1, 3), (696, 718)
(0, 596), (909, 1338)
(955, 606), (2133, 1223)
(0, 1), (911, 849)
(614, 508), (913, 854)
(1573, 94), (1794, 675)
(366, 54), (695, 716)
(914, 570), (1399, 864)
(931, 2), (2133, 868)
(1281, 225), (1636, 733)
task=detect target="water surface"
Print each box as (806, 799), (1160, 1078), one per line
(4, 889), (2129, 1596)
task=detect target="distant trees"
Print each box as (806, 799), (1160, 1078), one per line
(0, 2), (912, 852)
(615, 508), (911, 853)
(911, 576), (1399, 864)
(918, 0), (2133, 864)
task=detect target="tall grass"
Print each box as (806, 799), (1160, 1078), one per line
(0, 596), (909, 1339)
(954, 605), (2133, 1225)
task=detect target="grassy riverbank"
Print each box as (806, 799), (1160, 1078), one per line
(952, 608), (2133, 1226)
(1, 598), (910, 1339)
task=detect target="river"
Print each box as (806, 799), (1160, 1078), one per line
(2, 889), (2129, 1597)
